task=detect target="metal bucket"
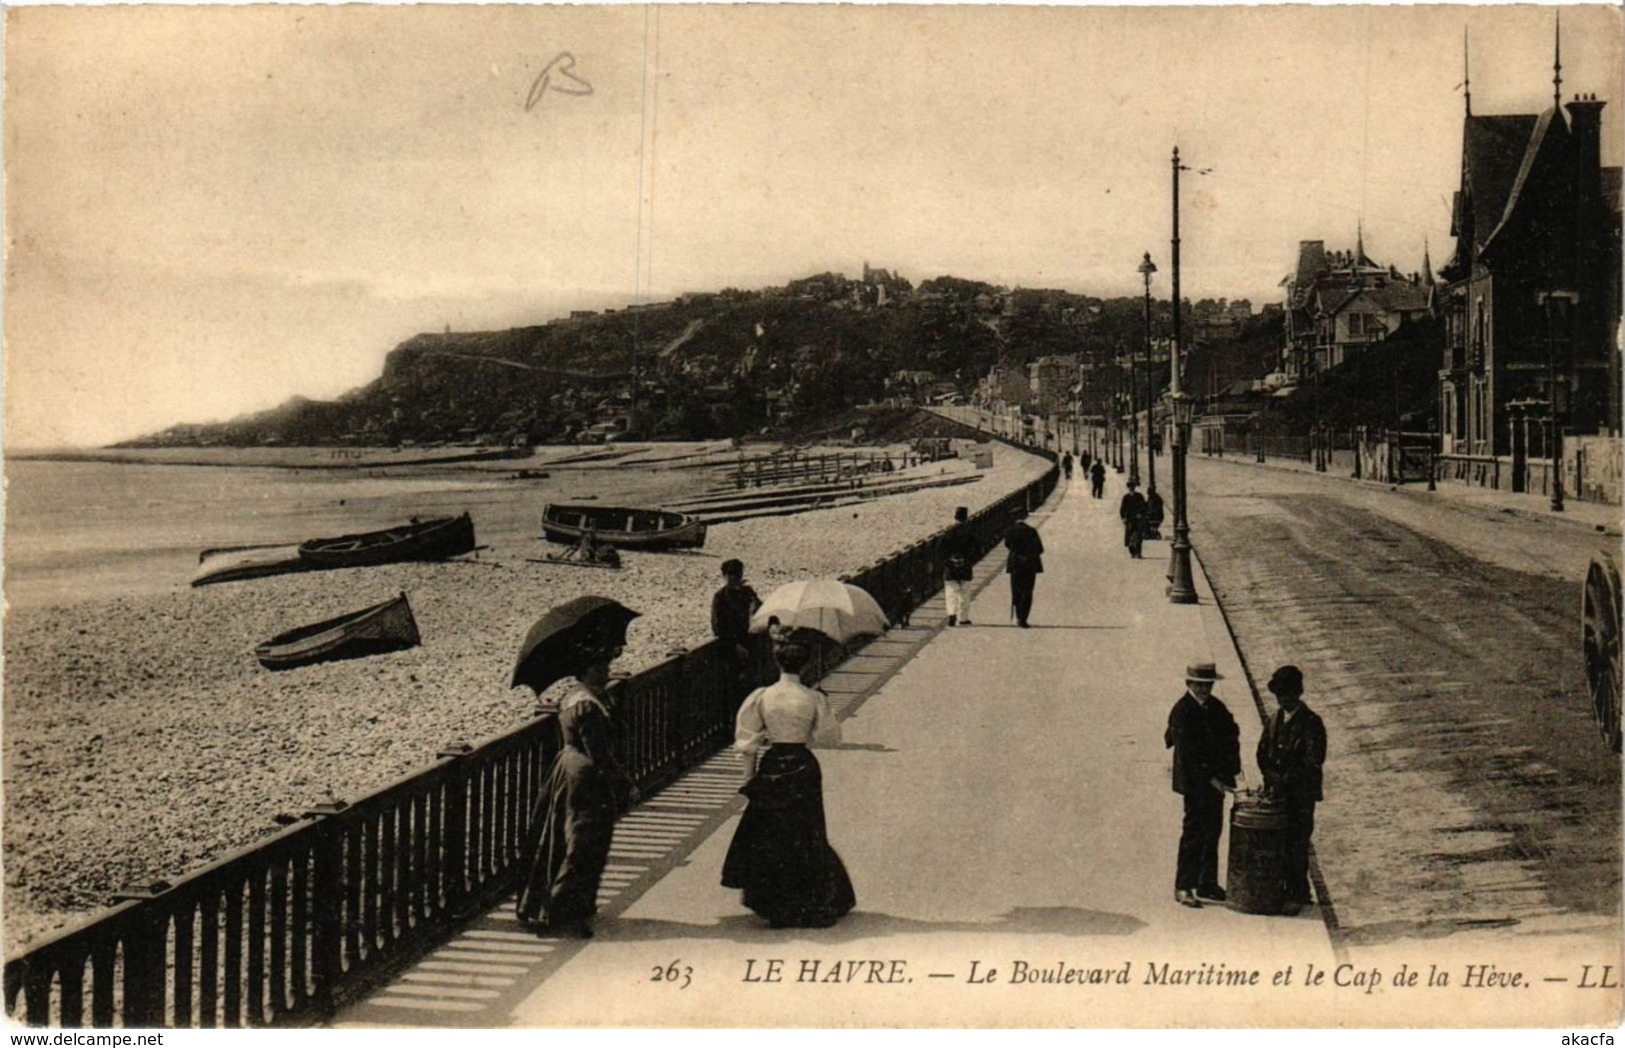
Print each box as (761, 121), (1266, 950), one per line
(1226, 793), (1290, 915)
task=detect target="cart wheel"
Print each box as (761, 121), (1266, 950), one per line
(1582, 558), (1622, 753)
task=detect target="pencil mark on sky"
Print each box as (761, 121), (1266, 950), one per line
(525, 52), (593, 112)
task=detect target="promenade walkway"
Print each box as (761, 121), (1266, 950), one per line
(335, 467), (1350, 1028)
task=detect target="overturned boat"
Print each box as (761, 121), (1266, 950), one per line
(297, 513), (476, 569)
(255, 592), (421, 671)
(540, 503), (707, 551)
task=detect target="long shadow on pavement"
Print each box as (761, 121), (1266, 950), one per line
(599, 905), (1145, 944)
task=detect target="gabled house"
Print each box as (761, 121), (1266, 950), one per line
(1282, 236), (1426, 381)
(1437, 38), (1622, 460)
(1314, 280), (1432, 369)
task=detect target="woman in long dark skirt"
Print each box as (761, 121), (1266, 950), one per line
(516, 635), (635, 938)
(721, 640), (855, 928)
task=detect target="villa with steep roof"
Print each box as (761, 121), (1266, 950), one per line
(1435, 26), (1621, 484)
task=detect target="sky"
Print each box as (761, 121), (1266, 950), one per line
(4, 3), (1621, 448)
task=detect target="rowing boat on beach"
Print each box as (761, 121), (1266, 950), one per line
(297, 513), (476, 569)
(254, 592), (421, 671)
(540, 503), (707, 551)
(192, 545), (310, 587)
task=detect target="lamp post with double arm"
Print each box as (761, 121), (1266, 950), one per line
(1166, 148), (1198, 604)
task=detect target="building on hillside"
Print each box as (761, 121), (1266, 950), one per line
(1436, 41), (1622, 470)
(977, 363), (1032, 410)
(855, 262), (911, 307)
(1029, 354), (1080, 414)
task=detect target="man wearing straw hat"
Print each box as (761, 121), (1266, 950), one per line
(1164, 661), (1241, 908)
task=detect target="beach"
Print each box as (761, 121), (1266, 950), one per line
(2, 440), (1048, 953)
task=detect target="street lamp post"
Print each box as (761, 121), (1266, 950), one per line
(1540, 289), (1579, 512)
(1126, 345), (1140, 486)
(1306, 326), (1319, 474)
(1112, 364), (1124, 471)
(1166, 147), (1198, 605)
(1140, 253), (1159, 497)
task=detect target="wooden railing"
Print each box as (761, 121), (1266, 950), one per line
(5, 442), (1058, 1029)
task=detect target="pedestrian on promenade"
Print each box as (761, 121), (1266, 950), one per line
(712, 558), (763, 694)
(940, 506), (976, 626)
(1119, 480), (1148, 558)
(1164, 661), (1240, 908)
(722, 638), (855, 929)
(1002, 510), (1044, 628)
(1144, 486), (1165, 541)
(1061, 451), (1074, 481)
(1081, 450), (1092, 475)
(1089, 459), (1107, 499)
(516, 621), (638, 939)
(1256, 665), (1327, 916)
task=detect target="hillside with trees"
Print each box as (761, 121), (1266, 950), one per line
(122, 273), (1187, 448)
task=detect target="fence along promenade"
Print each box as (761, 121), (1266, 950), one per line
(4, 441), (1057, 1029)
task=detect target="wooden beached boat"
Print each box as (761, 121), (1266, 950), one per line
(540, 503), (707, 551)
(192, 544), (310, 587)
(255, 592), (421, 671)
(297, 513), (476, 569)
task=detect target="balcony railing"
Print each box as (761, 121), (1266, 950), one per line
(7, 444), (1058, 1029)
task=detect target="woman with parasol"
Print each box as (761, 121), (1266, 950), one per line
(723, 591), (871, 928)
(511, 596), (641, 938)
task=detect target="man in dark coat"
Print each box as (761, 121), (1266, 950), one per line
(1089, 459), (1107, 499)
(1143, 486), (1165, 541)
(1164, 661), (1240, 907)
(1061, 451), (1074, 480)
(1118, 480), (1148, 558)
(1002, 511), (1044, 628)
(940, 506), (976, 626)
(1256, 665), (1327, 915)
(712, 559), (762, 695)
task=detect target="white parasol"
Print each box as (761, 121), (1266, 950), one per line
(748, 578), (889, 645)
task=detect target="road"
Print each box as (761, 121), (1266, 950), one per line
(1185, 454), (1620, 952)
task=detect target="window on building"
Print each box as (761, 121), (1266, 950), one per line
(1472, 299), (1487, 369)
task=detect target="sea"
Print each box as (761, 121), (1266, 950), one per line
(4, 446), (721, 610)
(3, 457), (518, 610)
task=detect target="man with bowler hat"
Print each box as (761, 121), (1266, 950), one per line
(1002, 511), (1044, 628)
(1118, 480), (1148, 558)
(1164, 661), (1240, 907)
(939, 506), (976, 627)
(1257, 665), (1326, 915)
(1089, 458), (1106, 499)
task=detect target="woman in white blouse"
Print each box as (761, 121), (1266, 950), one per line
(720, 638), (855, 928)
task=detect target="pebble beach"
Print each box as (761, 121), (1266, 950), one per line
(3, 440), (1047, 953)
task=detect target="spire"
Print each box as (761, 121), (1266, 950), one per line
(1357, 219), (1367, 266)
(1422, 238), (1434, 285)
(1553, 10), (1563, 114)
(1464, 26), (1472, 116)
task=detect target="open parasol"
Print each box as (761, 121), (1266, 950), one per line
(511, 595), (640, 694)
(748, 578), (888, 645)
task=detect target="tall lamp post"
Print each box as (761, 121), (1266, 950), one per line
(1166, 147), (1198, 604)
(1312, 311), (1328, 472)
(1139, 253), (1159, 497)
(1540, 289), (1579, 512)
(1126, 345), (1141, 486)
(1111, 362), (1124, 471)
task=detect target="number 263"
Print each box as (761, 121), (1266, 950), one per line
(651, 960), (693, 989)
